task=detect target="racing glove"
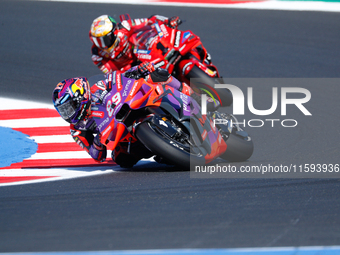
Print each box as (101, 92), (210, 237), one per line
(137, 62), (155, 77)
(167, 16), (182, 29)
(89, 135), (107, 162)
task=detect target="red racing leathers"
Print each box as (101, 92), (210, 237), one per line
(90, 15), (180, 74)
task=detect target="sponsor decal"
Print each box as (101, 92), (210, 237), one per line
(108, 72), (113, 83)
(116, 74), (122, 91)
(91, 111), (104, 118)
(134, 19), (141, 25)
(129, 82), (139, 97)
(201, 129), (208, 140)
(174, 31), (181, 48)
(154, 61), (165, 69)
(160, 24), (169, 37)
(134, 18), (146, 26)
(137, 54), (152, 60)
(154, 23), (163, 38)
(180, 93), (189, 103)
(155, 15), (167, 21)
(170, 29), (175, 45)
(108, 71), (116, 89)
(180, 93), (190, 112)
(71, 79), (84, 93)
(98, 117), (109, 131)
(99, 90), (109, 103)
(181, 31), (191, 43)
(134, 49), (151, 54)
(102, 125), (112, 138)
(123, 79), (132, 97)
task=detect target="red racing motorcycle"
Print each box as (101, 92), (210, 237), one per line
(122, 14), (233, 107)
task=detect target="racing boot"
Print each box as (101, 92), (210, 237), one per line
(112, 141), (153, 168)
(112, 145), (139, 168)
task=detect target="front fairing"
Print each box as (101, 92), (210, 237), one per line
(90, 72), (191, 150)
(90, 73), (134, 149)
(130, 22), (202, 73)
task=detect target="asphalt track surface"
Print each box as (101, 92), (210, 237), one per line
(1, 0), (340, 252)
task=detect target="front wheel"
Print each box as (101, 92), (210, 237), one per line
(135, 121), (205, 169)
(186, 65), (233, 107)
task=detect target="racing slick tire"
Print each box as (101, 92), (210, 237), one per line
(135, 121), (205, 169)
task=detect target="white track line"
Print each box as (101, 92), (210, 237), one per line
(27, 151), (91, 160)
(29, 135), (73, 143)
(34, 0), (340, 12)
(0, 117), (67, 128)
(0, 97), (53, 110)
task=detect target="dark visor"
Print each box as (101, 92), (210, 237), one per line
(102, 32), (117, 49)
(56, 100), (76, 121)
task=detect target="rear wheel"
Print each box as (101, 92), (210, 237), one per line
(187, 65), (233, 107)
(135, 121), (205, 169)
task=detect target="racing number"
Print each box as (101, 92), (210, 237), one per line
(106, 92), (121, 117)
(112, 92), (121, 105)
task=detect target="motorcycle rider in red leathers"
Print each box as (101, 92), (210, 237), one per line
(52, 63), (195, 168)
(89, 14), (181, 74)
